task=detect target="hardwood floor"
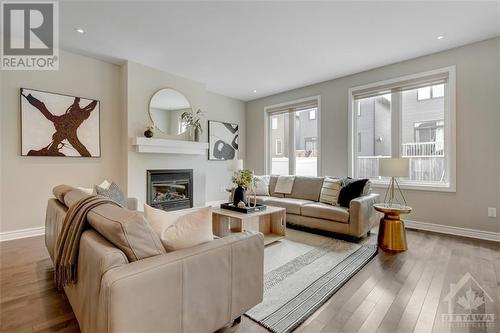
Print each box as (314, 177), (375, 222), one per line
(0, 229), (498, 333)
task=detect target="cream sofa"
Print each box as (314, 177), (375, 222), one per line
(45, 186), (264, 333)
(255, 176), (379, 239)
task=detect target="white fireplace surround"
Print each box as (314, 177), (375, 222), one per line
(132, 137), (209, 155)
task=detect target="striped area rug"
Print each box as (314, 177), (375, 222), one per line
(246, 229), (377, 333)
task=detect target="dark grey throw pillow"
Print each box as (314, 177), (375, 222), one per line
(338, 178), (369, 208)
(95, 181), (128, 208)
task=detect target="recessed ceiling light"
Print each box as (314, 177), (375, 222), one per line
(436, 35), (444, 40)
(253, 89), (257, 93)
(75, 28), (85, 34)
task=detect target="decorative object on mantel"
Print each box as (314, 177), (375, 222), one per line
(144, 125), (154, 138)
(148, 88), (191, 138)
(181, 108), (204, 142)
(231, 169), (255, 206)
(20, 88), (100, 157)
(208, 120), (238, 160)
(132, 137), (208, 155)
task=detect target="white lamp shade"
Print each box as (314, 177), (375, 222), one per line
(379, 158), (409, 177)
(228, 159), (244, 171)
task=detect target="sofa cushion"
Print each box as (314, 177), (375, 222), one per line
(268, 175), (284, 198)
(255, 195), (272, 204)
(144, 205), (214, 252)
(95, 181), (128, 208)
(285, 176), (324, 201)
(64, 188), (91, 207)
(301, 202), (349, 223)
(319, 177), (342, 205)
(53, 185), (76, 205)
(254, 175), (270, 196)
(87, 204), (166, 262)
(338, 178), (369, 208)
(265, 197), (312, 215)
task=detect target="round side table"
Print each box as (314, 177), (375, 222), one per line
(374, 203), (412, 252)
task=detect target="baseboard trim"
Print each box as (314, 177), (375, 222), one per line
(0, 227), (45, 242)
(404, 220), (500, 242)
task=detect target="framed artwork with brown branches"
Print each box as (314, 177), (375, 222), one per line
(20, 88), (101, 157)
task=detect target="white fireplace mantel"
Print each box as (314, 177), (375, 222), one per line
(132, 137), (209, 155)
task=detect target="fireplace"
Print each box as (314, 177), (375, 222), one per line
(147, 169), (193, 211)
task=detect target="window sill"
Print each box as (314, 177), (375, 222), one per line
(370, 180), (456, 193)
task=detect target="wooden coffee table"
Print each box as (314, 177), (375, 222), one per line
(212, 206), (286, 245)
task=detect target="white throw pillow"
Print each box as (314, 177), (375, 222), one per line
(76, 179), (111, 195)
(254, 175), (270, 196)
(144, 205), (214, 252)
(319, 177), (342, 205)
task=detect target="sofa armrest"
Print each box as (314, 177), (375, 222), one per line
(126, 197), (138, 211)
(100, 231), (264, 333)
(64, 230), (129, 333)
(349, 193), (380, 237)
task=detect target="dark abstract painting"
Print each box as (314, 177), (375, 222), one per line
(208, 120), (238, 160)
(20, 88), (100, 157)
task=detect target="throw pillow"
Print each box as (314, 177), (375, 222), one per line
(319, 177), (342, 205)
(254, 175), (270, 196)
(77, 179), (111, 195)
(338, 178), (369, 208)
(144, 205), (214, 252)
(95, 181), (128, 208)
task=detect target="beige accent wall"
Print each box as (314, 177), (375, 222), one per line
(246, 37), (500, 233)
(0, 50), (124, 233)
(125, 61), (245, 209)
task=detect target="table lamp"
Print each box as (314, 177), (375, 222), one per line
(379, 158), (409, 207)
(228, 159), (244, 172)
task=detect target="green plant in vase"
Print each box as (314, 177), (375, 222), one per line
(181, 109), (203, 141)
(231, 169), (255, 206)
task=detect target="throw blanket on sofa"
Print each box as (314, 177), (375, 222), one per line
(274, 175), (295, 194)
(54, 195), (119, 289)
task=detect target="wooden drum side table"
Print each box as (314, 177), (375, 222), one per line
(374, 203), (412, 252)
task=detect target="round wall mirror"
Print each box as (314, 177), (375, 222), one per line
(149, 88), (192, 135)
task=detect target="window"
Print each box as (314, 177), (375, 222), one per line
(271, 117), (278, 130)
(275, 139), (283, 155)
(309, 109), (316, 120)
(349, 67), (455, 190)
(266, 98), (320, 176)
(417, 83), (445, 100)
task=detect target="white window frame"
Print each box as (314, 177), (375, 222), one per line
(309, 109), (316, 120)
(348, 66), (456, 192)
(264, 95), (321, 176)
(275, 139), (283, 155)
(271, 117), (278, 130)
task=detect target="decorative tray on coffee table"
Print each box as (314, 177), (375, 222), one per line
(220, 203), (267, 214)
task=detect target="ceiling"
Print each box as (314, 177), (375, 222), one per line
(59, 1), (500, 101)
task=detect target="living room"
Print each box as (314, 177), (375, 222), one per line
(0, 1), (499, 333)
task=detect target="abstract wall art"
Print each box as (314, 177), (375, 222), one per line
(20, 88), (100, 157)
(208, 120), (238, 160)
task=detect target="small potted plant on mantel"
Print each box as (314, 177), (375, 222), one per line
(181, 109), (203, 142)
(231, 169), (255, 207)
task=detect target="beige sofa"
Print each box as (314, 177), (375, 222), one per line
(255, 176), (379, 239)
(45, 186), (264, 333)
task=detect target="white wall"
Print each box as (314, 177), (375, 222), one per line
(0, 50), (124, 233)
(246, 37), (500, 233)
(125, 61), (246, 209)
